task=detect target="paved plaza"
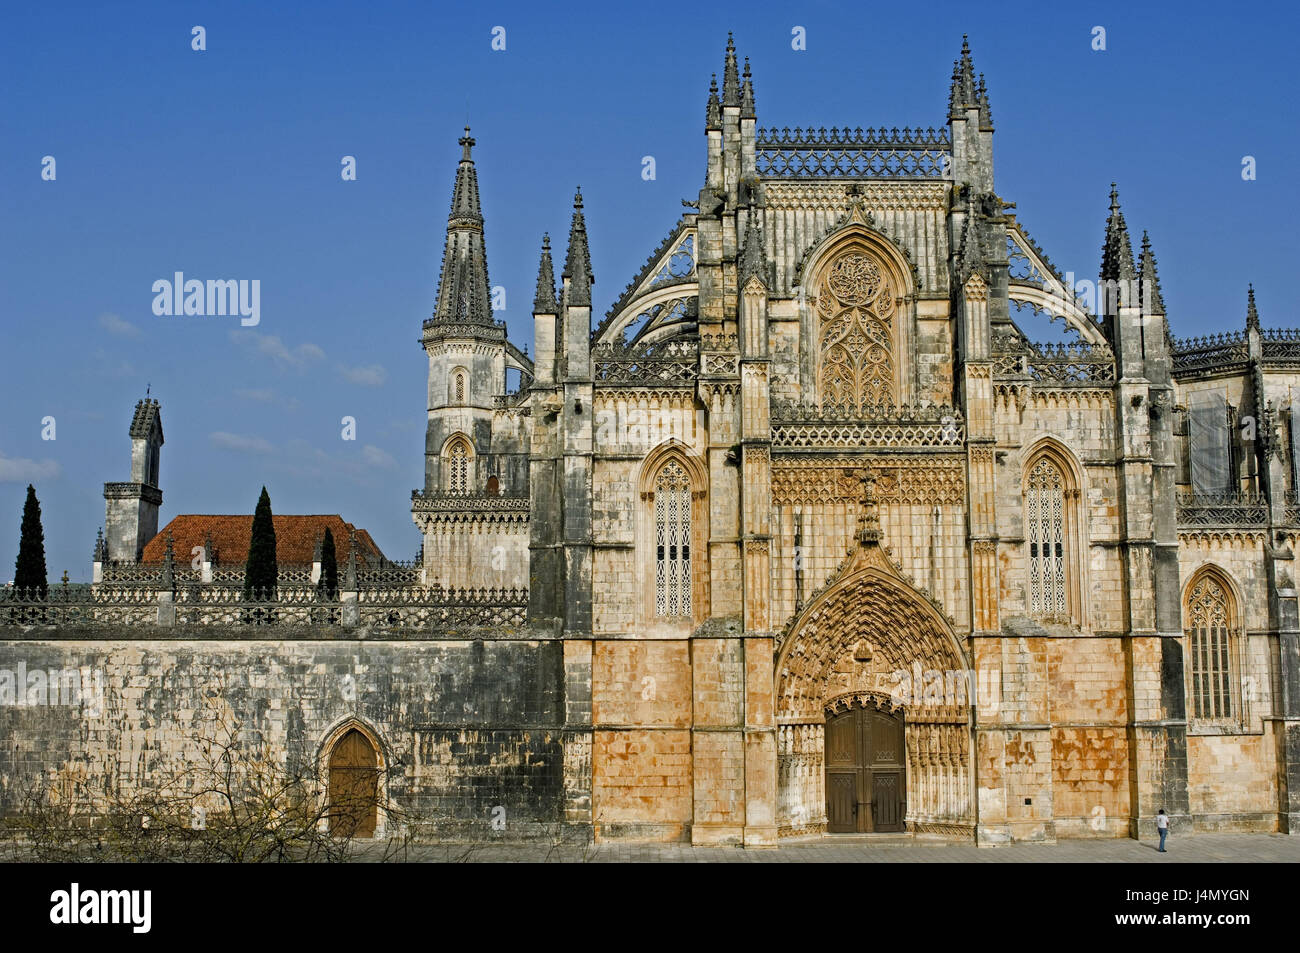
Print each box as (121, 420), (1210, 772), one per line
(364, 832), (1300, 863)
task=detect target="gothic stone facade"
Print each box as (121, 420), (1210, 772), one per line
(5, 36), (1300, 845)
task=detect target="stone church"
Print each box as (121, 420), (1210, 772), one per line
(4, 35), (1299, 846)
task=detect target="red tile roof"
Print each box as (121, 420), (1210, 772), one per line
(140, 515), (387, 567)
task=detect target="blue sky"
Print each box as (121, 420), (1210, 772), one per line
(1, 0), (1295, 581)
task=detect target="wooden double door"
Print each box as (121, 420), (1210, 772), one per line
(825, 705), (906, 833)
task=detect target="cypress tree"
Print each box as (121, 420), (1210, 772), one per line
(14, 485), (48, 598)
(243, 486), (277, 600)
(319, 527), (339, 599)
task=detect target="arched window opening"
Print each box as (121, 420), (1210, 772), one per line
(654, 459), (692, 617)
(1185, 573), (1240, 722)
(327, 728), (378, 838)
(445, 436), (471, 493)
(1026, 456), (1068, 619)
(486, 475), (500, 497)
(454, 372), (466, 404)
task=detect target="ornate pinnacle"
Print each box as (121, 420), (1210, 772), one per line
(534, 233), (558, 313)
(722, 33), (741, 107)
(739, 211), (768, 287)
(706, 73), (721, 129)
(562, 188), (593, 307)
(741, 56), (756, 119)
(93, 527), (105, 562)
(161, 530), (175, 590)
(949, 34), (978, 117)
(1245, 283), (1260, 331)
(1139, 230), (1165, 315)
(1101, 183), (1136, 283)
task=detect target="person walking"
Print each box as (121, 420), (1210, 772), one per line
(1156, 809), (1169, 852)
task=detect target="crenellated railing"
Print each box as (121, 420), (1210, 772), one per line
(0, 580), (528, 629)
(1172, 332), (1249, 375)
(592, 338), (699, 386)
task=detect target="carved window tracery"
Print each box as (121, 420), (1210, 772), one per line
(1184, 573), (1241, 723)
(1026, 456), (1067, 618)
(654, 459), (692, 617)
(815, 249), (897, 411)
(444, 436), (472, 493)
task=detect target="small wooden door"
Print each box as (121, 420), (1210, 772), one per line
(328, 729), (379, 837)
(824, 706), (906, 833)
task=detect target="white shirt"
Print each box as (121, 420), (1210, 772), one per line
(1156, 814), (1168, 829)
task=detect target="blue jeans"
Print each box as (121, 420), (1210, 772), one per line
(1158, 828), (1167, 851)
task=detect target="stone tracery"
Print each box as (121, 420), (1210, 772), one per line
(816, 248), (898, 410)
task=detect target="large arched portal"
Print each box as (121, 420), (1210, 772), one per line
(775, 505), (975, 838)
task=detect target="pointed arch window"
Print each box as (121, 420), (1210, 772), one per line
(1026, 456), (1068, 618)
(1184, 572), (1242, 723)
(654, 459), (692, 617)
(444, 436), (472, 493)
(454, 372), (465, 404)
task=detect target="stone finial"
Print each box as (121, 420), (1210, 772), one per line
(534, 233), (558, 313)
(706, 73), (721, 130)
(93, 527), (105, 562)
(1246, 284), (1260, 331)
(344, 532), (359, 590)
(203, 531), (214, 564)
(722, 33), (741, 107)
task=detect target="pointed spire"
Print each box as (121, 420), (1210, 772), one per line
(740, 211), (768, 288)
(430, 127), (493, 326)
(563, 189), (593, 308)
(706, 73), (721, 129)
(949, 35), (978, 118)
(534, 233), (558, 313)
(1139, 231), (1165, 315)
(450, 126), (482, 224)
(741, 56), (756, 119)
(94, 527), (105, 562)
(722, 33), (741, 107)
(1246, 284), (1260, 330)
(1101, 183), (1136, 282)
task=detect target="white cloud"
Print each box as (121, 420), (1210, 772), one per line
(339, 363), (387, 387)
(228, 330), (325, 369)
(98, 312), (140, 338)
(210, 431), (274, 454)
(233, 388), (301, 411)
(0, 454), (61, 483)
(92, 348), (137, 379)
(361, 444), (397, 469)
